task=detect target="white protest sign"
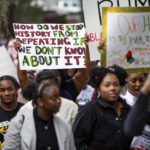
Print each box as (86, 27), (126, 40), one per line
(13, 23), (85, 70)
(102, 7), (150, 73)
(82, 0), (150, 61)
(0, 46), (19, 81)
(131, 125), (150, 149)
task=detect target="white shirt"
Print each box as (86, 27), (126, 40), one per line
(121, 90), (137, 107)
(76, 85), (94, 106)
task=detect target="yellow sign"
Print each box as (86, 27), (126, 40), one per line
(102, 7), (150, 73)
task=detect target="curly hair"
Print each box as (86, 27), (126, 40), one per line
(89, 65), (127, 89)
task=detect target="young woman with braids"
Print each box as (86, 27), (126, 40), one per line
(3, 82), (76, 150)
(73, 65), (132, 150)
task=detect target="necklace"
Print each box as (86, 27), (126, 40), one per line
(44, 119), (51, 130)
(44, 125), (49, 130)
(47, 147), (51, 150)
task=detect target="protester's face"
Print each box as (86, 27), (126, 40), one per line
(51, 70), (61, 88)
(0, 80), (17, 105)
(41, 85), (61, 114)
(99, 74), (120, 103)
(66, 69), (76, 78)
(127, 73), (145, 97)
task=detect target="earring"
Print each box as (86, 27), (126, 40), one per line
(40, 103), (43, 107)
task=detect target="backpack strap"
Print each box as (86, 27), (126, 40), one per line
(64, 89), (74, 101)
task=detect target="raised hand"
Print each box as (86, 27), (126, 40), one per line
(83, 33), (90, 47)
(141, 74), (150, 95)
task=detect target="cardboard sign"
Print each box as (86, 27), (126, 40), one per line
(102, 7), (150, 73)
(82, 0), (150, 61)
(13, 23), (85, 70)
(0, 46), (19, 81)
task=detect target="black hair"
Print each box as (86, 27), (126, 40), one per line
(108, 65), (128, 87)
(59, 69), (78, 82)
(89, 65), (127, 89)
(128, 73), (147, 78)
(0, 75), (19, 89)
(36, 70), (58, 85)
(22, 82), (57, 105)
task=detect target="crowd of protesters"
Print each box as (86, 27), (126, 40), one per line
(0, 28), (150, 150)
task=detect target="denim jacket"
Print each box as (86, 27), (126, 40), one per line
(73, 96), (131, 150)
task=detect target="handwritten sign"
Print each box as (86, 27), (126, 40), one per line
(82, 0), (150, 61)
(13, 23), (85, 70)
(102, 7), (150, 73)
(131, 125), (150, 149)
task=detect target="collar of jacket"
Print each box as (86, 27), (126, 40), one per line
(95, 96), (130, 109)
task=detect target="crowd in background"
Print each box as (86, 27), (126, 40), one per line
(0, 31), (150, 150)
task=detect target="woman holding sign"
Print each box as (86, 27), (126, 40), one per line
(15, 32), (95, 102)
(124, 74), (150, 150)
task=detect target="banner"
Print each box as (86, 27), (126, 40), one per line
(82, 0), (150, 61)
(102, 7), (150, 73)
(13, 23), (85, 70)
(0, 46), (18, 81)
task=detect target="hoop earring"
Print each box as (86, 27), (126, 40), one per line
(40, 103), (43, 107)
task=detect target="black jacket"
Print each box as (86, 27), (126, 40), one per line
(124, 92), (150, 137)
(73, 96), (132, 150)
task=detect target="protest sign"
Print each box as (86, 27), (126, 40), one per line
(82, 0), (150, 61)
(0, 46), (18, 81)
(101, 7), (150, 73)
(131, 125), (150, 149)
(13, 23), (85, 70)
(7, 39), (18, 65)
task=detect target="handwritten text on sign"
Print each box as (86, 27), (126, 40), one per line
(13, 23), (85, 70)
(104, 8), (150, 72)
(82, 0), (150, 61)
